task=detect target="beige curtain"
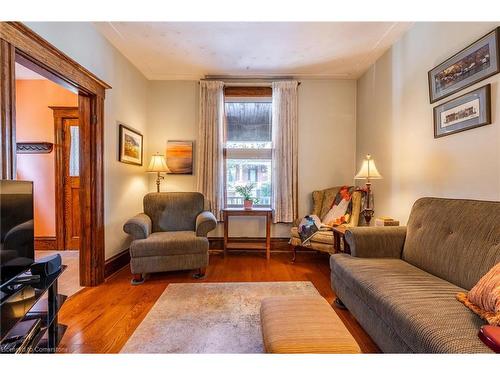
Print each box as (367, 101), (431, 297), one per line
(196, 81), (224, 220)
(272, 81), (298, 223)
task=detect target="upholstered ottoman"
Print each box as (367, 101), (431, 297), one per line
(260, 295), (361, 353)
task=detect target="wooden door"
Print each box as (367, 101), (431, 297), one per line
(62, 117), (80, 250)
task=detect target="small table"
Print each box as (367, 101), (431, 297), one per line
(333, 226), (351, 254)
(222, 208), (273, 260)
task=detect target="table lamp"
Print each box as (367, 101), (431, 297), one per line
(354, 154), (382, 225)
(147, 153), (169, 192)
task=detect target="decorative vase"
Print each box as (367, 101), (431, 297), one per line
(243, 199), (253, 210)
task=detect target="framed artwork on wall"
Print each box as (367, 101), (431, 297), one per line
(118, 124), (143, 166)
(433, 84), (491, 138)
(428, 27), (499, 103)
(166, 140), (194, 174)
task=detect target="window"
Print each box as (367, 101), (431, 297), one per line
(224, 93), (272, 208)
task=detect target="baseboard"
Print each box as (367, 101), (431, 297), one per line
(104, 249), (130, 279)
(209, 237), (291, 252)
(34, 236), (57, 250)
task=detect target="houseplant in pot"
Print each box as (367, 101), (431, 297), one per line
(235, 183), (259, 210)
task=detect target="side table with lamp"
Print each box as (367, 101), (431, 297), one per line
(147, 153), (169, 192)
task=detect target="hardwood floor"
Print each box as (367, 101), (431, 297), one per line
(57, 251), (380, 353)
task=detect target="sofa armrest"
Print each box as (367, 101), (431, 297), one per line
(345, 226), (407, 258)
(196, 211), (217, 237)
(123, 213), (152, 240)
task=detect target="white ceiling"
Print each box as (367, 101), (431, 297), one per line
(15, 62), (47, 80)
(94, 22), (412, 80)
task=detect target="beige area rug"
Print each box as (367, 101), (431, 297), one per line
(120, 281), (320, 353)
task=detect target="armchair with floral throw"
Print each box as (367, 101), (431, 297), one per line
(289, 186), (362, 262)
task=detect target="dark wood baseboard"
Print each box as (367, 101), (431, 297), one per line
(209, 237), (290, 252)
(104, 249), (130, 279)
(35, 236), (58, 250)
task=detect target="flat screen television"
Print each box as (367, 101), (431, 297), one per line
(0, 180), (34, 287)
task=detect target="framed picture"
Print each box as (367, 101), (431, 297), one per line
(428, 27), (499, 103)
(166, 140), (193, 174)
(118, 124), (143, 165)
(433, 84), (491, 138)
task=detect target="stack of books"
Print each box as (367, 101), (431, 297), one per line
(374, 216), (399, 227)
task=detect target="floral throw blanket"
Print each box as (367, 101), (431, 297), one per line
(298, 186), (355, 244)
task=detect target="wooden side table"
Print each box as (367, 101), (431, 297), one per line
(332, 226), (351, 254)
(222, 208), (273, 260)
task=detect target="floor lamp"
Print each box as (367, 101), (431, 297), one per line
(354, 154), (382, 225)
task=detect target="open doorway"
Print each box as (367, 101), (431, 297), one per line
(14, 61), (82, 297)
(2, 22), (109, 287)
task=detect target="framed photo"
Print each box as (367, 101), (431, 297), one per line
(118, 124), (143, 166)
(166, 140), (193, 174)
(428, 27), (499, 103)
(433, 84), (491, 138)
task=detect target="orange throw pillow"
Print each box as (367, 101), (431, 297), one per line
(457, 262), (500, 326)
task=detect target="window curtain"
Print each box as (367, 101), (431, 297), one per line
(271, 81), (298, 223)
(195, 81), (225, 220)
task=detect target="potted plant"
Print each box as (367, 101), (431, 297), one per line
(235, 183), (259, 210)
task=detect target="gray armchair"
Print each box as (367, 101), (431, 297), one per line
(123, 192), (217, 284)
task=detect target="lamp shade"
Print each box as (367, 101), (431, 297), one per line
(147, 154), (169, 172)
(354, 154), (382, 180)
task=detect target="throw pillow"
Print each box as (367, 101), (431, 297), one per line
(321, 186), (355, 226)
(456, 262), (500, 326)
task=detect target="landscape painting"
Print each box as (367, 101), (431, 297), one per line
(166, 141), (193, 174)
(119, 124), (143, 165)
(433, 84), (491, 138)
(428, 27), (499, 103)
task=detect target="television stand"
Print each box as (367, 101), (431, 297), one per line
(0, 266), (67, 353)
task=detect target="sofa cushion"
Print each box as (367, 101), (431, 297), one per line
(330, 254), (492, 353)
(130, 231), (208, 257)
(402, 197), (500, 290)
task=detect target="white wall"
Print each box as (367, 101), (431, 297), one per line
(26, 22), (150, 259)
(357, 22), (500, 224)
(147, 79), (357, 237)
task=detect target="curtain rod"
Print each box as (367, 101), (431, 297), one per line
(200, 76), (301, 86)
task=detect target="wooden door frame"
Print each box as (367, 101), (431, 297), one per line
(51, 106), (79, 251)
(0, 22), (111, 286)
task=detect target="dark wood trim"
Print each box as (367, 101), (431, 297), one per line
(0, 22), (111, 97)
(79, 95), (105, 286)
(52, 107), (79, 251)
(34, 236), (58, 251)
(1, 22), (108, 286)
(104, 249), (131, 279)
(224, 86), (272, 97)
(209, 237), (290, 252)
(0, 38), (16, 179)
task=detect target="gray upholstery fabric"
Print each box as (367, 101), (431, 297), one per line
(130, 231), (208, 257)
(345, 226), (407, 258)
(402, 197), (500, 290)
(123, 213), (152, 240)
(144, 192), (205, 232)
(130, 253), (209, 274)
(195, 211), (217, 237)
(330, 254), (493, 353)
(125, 192), (212, 276)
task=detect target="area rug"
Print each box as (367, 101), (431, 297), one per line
(120, 281), (319, 353)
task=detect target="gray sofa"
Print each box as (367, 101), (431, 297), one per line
(123, 192), (217, 284)
(330, 197), (500, 353)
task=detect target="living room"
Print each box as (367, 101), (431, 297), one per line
(1, 0), (499, 372)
